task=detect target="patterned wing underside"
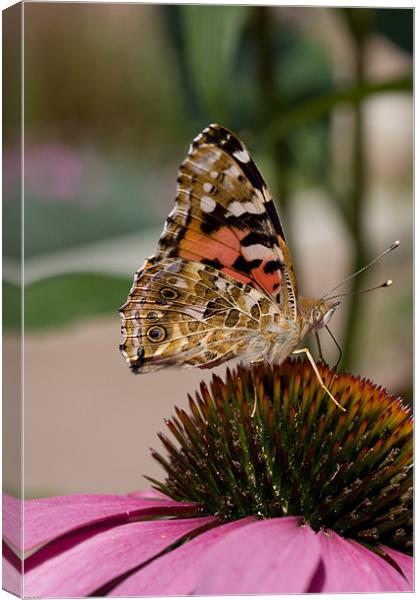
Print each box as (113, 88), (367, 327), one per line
(158, 124), (298, 319)
(119, 259), (280, 373)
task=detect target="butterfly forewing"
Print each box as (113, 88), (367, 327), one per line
(158, 124), (298, 317)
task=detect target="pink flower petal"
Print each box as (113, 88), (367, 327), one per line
(195, 516), (321, 594)
(380, 545), (413, 589)
(2, 493), (22, 552)
(2, 492), (198, 551)
(24, 516), (216, 597)
(315, 531), (412, 592)
(110, 517), (255, 596)
(3, 543), (22, 596)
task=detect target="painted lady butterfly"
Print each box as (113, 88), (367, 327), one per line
(120, 124), (343, 406)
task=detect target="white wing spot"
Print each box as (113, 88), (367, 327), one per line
(170, 277), (188, 289)
(233, 149), (251, 163)
(228, 201), (246, 216)
(253, 188), (266, 205)
(260, 186), (272, 202)
(203, 182), (214, 193)
(206, 150), (221, 164)
(242, 244), (273, 261)
(225, 164), (242, 178)
(210, 170), (219, 179)
(228, 199), (265, 217)
(200, 195), (217, 213)
(244, 200), (265, 215)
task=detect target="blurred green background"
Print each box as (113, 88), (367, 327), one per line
(3, 4), (413, 496)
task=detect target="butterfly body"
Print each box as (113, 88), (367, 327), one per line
(120, 125), (339, 375)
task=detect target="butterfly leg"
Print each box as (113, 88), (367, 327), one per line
(292, 348), (346, 412)
(250, 384), (258, 418)
(315, 331), (325, 363)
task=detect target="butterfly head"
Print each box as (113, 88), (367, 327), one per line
(299, 297), (341, 335)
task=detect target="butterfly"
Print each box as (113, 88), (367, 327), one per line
(119, 124), (343, 407)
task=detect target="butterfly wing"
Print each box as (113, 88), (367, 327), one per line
(158, 124), (298, 320)
(120, 124), (299, 373)
(119, 258), (278, 373)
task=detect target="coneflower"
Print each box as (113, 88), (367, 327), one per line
(3, 360), (412, 596)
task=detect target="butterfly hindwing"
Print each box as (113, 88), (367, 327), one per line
(158, 124), (298, 320)
(119, 258), (279, 373)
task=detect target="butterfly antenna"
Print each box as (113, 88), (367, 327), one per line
(322, 240), (400, 299)
(325, 279), (393, 301)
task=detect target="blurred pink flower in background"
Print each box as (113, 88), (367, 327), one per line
(25, 143), (84, 202)
(4, 142), (107, 204)
(2, 491), (413, 596)
(3, 146), (21, 200)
